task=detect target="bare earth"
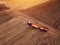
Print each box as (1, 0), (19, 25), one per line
(0, 9), (60, 45)
(21, 0), (60, 30)
(0, 0), (60, 45)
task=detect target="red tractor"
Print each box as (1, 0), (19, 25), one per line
(27, 21), (48, 32)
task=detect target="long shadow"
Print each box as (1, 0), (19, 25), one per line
(0, 4), (10, 11)
(0, 3), (13, 24)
